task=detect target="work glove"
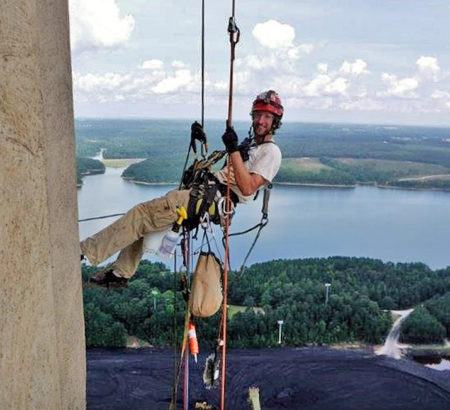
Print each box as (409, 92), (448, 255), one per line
(190, 121), (207, 154)
(222, 126), (239, 154)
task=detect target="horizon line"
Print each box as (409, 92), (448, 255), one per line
(74, 117), (450, 130)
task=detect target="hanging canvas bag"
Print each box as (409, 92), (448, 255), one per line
(190, 251), (223, 318)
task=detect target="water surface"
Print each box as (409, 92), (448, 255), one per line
(78, 167), (450, 270)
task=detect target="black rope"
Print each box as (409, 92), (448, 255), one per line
(201, 0), (205, 129)
(178, 146), (192, 190)
(78, 213), (124, 222)
(228, 219), (267, 238)
(178, 0), (207, 190)
(238, 222), (266, 274)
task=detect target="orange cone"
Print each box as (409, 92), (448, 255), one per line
(188, 321), (199, 363)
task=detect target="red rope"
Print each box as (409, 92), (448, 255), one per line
(221, 0), (238, 405)
(220, 158), (232, 410)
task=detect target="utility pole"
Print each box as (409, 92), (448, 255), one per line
(325, 283), (331, 305)
(277, 320), (284, 344)
(152, 290), (158, 311)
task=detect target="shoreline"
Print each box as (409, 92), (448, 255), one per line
(377, 184), (450, 192)
(274, 181), (355, 188)
(122, 177), (177, 186)
(121, 177), (450, 193)
(89, 153), (450, 193)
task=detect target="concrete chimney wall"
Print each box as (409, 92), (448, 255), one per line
(0, 0), (86, 408)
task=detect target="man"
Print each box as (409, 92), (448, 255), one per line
(81, 90), (283, 287)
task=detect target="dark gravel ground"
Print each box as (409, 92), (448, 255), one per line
(87, 347), (450, 410)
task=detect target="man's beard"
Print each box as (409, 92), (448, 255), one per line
(253, 124), (272, 140)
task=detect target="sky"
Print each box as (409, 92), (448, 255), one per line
(70, 0), (450, 126)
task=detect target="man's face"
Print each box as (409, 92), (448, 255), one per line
(252, 111), (274, 138)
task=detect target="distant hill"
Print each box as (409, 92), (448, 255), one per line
(75, 119), (450, 189)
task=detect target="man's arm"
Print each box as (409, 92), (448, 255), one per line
(228, 151), (266, 196)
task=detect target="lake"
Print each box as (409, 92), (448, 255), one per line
(77, 167), (450, 270)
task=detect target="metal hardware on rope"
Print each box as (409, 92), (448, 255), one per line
(226, 14), (240, 128)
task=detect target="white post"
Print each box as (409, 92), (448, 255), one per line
(325, 283), (331, 305)
(277, 320), (284, 344)
(152, 290), (158, 311)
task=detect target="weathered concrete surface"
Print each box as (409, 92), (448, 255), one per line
(0, 0), (86, 409)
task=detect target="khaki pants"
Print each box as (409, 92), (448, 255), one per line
(80, 189), (191, 278)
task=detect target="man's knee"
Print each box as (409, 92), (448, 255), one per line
(138, 195), (178, 229)
(166, 189), (191, 210)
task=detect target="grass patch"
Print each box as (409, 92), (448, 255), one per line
(335, 158), (450, 182)
(275, 157), (355, 185)
(103, 158), (145, 168)
(228, 304), (265, 319)
(286, 157), (334, 172)
(274, 157), (450, 187)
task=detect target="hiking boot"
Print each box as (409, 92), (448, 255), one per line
(89, 267), (128, 289)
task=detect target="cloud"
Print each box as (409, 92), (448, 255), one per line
(339, 98), (383, 111)
(431, 90), (450, 100)
(287, 44), (315, 59)
(172, 60), (187, 69)
(141, 59), (164, 70)
(73, 44), (450, 120)
(252, 20), (295, 49)
(74, 72), (131, 93)
(317, 63), (328, 74)
(416, 56), (440, 80)
(303, 74), (348, 97)
(380, 73), (419, 98)
(245, 54), (267, 70)
(151, 69), (193, 94)
(213, 81), (228, 91)
(430, 90), (450, 111)
(339, 59), (369, 76)
(70, 0), (135, 53)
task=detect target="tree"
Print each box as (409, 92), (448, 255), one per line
(401, 306), (446, 344)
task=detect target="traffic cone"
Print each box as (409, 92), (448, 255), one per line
(188, 321), (199, 363)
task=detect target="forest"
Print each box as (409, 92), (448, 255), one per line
(81, 257), (450, 348)
(76, 157), (105, 186)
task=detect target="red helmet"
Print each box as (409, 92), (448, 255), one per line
(251, 90), (283, 118)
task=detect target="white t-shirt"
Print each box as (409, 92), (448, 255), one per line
(214, 142), (282, 203)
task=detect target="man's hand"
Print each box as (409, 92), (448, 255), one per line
(222, 126), (239, 153)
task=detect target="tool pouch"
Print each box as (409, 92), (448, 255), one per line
(190, 252), (223, 318)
